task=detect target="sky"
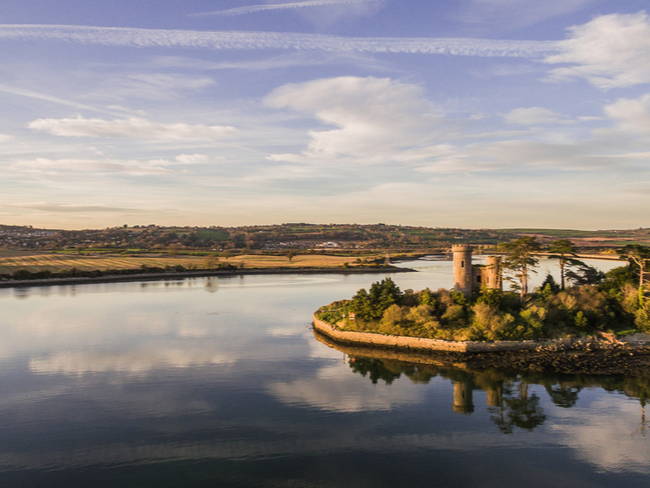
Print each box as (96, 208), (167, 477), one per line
(1, 0), (650, 230)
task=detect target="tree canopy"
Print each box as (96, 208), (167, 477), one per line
(501, 237), (541, 299)
(548, 239), (580, 290)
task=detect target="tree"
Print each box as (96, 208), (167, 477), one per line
(168, 244), (180, 257)
(565, 262), (605, 286)
(548, 239), (580, 290)
(501, 236), (541, 299)
(220, 251), (235, 260)
(349, 278), (403, 320)
(203, 254), (220, 269)
(286, 251), (297, 262)
(620, 244), (650, 306)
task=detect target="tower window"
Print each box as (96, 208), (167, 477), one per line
(461, 261), (465, 268)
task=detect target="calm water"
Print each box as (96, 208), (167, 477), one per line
(0, 257), (647, 488)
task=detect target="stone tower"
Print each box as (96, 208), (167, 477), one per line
(452, 245), (502, 296)
(452, 244), (473, 296)
(483, 255), (502, 291)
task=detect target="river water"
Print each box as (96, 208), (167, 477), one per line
(0, 257), (648, 487)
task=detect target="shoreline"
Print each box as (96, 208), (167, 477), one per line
(312, 315), (650, 375)
(0, 266), (415, 289)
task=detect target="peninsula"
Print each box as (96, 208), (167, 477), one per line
(314, 238), (650, 373)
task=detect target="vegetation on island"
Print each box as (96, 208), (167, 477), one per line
(316, 238), (650, 342)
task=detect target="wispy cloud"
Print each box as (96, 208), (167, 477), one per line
(189, 0), (377, 18)
(11, 157), (176, 176)
(545, 11), (650, 89)
(458, 0), (595, 30)
(29, 116), (236, 140)
(8, 202), (140, 213)
(0, 83), (118, 115)
(0, 24), (559, 58)
(503, 107), (568, 125)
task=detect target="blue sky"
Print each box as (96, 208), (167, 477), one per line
(1, 0), (649, 230)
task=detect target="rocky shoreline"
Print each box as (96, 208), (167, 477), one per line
(464, 342), (650, 375)
(313, 318), (650, 376)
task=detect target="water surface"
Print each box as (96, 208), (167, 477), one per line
(0, 258), (646, 487)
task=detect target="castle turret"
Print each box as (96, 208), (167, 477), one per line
(452, 245), (473, 296)
(484, 255), (502, 291)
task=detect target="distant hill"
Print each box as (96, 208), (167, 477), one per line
(1, 223), (648, 252)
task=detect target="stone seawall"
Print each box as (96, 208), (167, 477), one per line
(311, 315), (640, 353)
(312, 315), (555, 353)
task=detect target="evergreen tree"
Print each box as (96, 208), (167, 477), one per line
(501, 236), (541, 299)
(548, 239), (580, 290)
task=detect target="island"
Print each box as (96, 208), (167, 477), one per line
(314, 239), (650, 375)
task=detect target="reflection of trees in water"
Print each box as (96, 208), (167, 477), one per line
(348, 357), (440, 385)
(348, 358), (402, 385)
(345, 354), (650, 434)
(543, 382), (582, 408)
(489, 383), (546, 434)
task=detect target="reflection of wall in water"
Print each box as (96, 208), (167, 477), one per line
(453, 381), (475, 415)
(486, 386), (503, 408)
(453, 380), (504, 414)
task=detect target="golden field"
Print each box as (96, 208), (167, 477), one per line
(0, 251), (359, 275)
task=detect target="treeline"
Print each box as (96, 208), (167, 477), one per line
(0, 223), (517, 251)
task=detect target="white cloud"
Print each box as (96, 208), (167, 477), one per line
(0, 133), (13, 143)
(28, 116), (235, 140)
(0, 24), (558, 58)
(551, 396), (650, 474)
(30, 349), (234, 376)
(267, 361), (422, 412)
(190, 0), (378, 17)
(545, 11), (650, 89)
(503, 107), (565, 125)
(604, 93), (650, 135)
(265, 76), (447, 164)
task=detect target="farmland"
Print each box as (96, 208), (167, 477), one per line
(0, 250), (367, 276)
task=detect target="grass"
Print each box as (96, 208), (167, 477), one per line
(0, 251), (362, 275)
(195, 229), (229, 241)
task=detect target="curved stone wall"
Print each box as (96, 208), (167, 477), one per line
(312, 315), (554, 353)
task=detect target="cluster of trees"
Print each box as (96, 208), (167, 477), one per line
(316, 238), (650, 341)
(501, 237), (649, 306)
(500, 237), (604, 297)
(1, 223), (520, 252)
